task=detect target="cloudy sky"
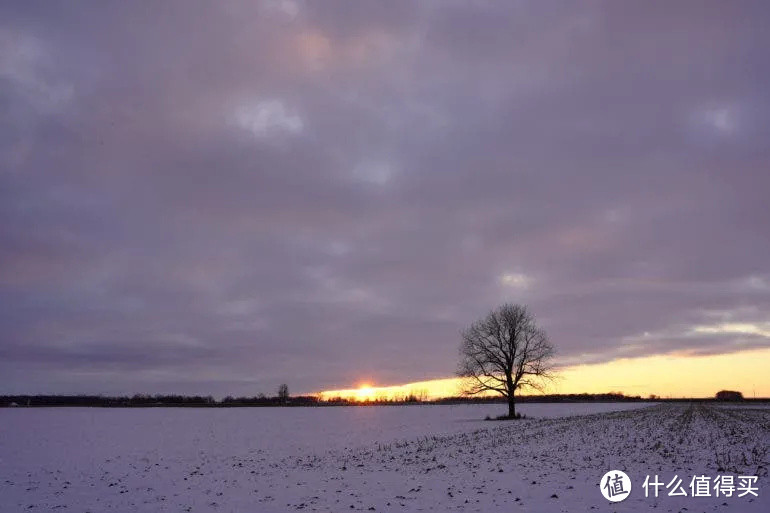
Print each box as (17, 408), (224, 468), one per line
(2, 1), (769, 397)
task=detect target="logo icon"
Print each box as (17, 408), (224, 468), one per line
(600, 470), (632, 502)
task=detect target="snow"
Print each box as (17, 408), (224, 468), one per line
(1, 402), (767, 512)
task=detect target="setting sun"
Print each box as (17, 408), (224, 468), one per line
(355, 384), (376, 402)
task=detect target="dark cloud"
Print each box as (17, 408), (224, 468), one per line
(1, 0), (769, 395)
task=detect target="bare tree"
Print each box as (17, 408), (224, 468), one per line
(277, 383), (289, 405)
(457, 303), (555, 418)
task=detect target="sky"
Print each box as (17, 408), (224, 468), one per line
(1, 1), (769, 398)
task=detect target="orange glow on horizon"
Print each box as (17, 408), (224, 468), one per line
(317, 348), (770, 401)
(355, 384), (376, 402)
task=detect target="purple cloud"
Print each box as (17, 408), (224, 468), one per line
(1, 1), (769, 395)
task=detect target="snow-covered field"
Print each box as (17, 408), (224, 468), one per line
(1, 402), (767, 512)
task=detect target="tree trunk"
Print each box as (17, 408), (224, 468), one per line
(507, 394), (516, 418)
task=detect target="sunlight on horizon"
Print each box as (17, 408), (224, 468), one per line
(317, 348), (770, 400)
(355, 384), (376, 401)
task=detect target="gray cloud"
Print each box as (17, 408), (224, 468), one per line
(1, 0), (769, 395)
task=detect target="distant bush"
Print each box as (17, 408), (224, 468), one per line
(715, 390), (743, 401)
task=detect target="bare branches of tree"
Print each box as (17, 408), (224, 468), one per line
(457, 303), (555, 418)
(277, 383), (289, 405)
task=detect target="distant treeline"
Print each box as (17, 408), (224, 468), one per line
(434, 392), (645, 404)
(319, 392), (646, 405)
(1, 391), (764, 408)
(0, 394), (318, 408)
